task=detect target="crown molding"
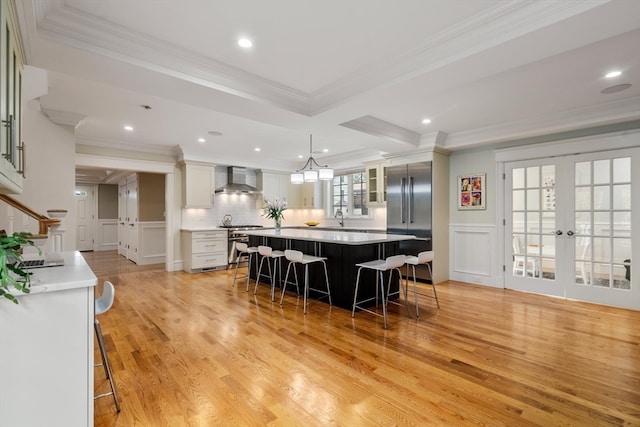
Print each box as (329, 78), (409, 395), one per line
(34, 3), (311, 115)
(445, 95), (640, 150)
(309, 0), (608, 114)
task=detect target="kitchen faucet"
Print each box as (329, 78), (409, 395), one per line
(334, 209), (344, 227)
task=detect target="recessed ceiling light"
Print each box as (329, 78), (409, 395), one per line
(422, 118), (432, 125)
(124, 125), (134, 131)
(605, 71), (622, 78)
(254, 147), (261, 152)
(238, 38), (253, 48)
(198, 138), (205, 143)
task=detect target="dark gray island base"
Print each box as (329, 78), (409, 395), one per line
(246, 229), (415, 310)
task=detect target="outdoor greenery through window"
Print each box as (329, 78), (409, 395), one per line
(331, 172), (368, 217)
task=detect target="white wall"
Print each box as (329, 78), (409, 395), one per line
(0, 101), (76, 254)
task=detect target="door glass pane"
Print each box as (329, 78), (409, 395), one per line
(613, 184), (630, 210)
(593, 186), (610, 210)
(593, 237), (610, 262)
(576, 260), (592, 285)
(593, 159), (610, 184)
(513, 168), (525, 188)
(527, 166), (539, 187)
(527, 189), (540, 210)
(513, 212), (525, 232)
(527, 212), (540, 233)
(613, 212), (631, 237)
(593, 263), (611, 288)
(593, 212), (610, 236)
(575, 162), (591, 185)
(575, 187), (591, 210)
(513, 190), (525, 210)
(575, 212), (590, 231)
(612, 157), (630, 183)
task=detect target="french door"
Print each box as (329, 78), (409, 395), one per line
(505, 148), (638, 310)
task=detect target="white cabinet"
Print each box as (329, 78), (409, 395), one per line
(182, 162), (214, 208)
(0, 0), (25, 194)
(366, 162), (387, 206)
(298, 182), (323, 209)
(0, 252), (96, 427)
(182, 230), (228, 272)
(257, 171), (299, 207)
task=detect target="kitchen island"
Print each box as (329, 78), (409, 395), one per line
(0, 251), (98, 427)
(246, 228), (415, 309)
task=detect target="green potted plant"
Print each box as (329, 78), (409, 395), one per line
(0, 231), (38, 304)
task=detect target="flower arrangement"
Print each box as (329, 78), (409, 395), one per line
(262, 198), (287, 222)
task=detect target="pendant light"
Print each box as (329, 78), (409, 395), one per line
(290, 134), (333, 184)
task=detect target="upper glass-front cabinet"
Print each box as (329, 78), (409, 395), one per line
(0, 0), (24, 193)
(366, 162), (387, 206)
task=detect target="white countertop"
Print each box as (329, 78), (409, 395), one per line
(12, 251), (97, 297)
(181, 227), (226, 231)
(244, 228), (415, 245)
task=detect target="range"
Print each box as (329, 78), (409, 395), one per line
(220, 225), (264, 265)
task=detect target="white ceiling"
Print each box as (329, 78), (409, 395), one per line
(14, 0), (640, 183)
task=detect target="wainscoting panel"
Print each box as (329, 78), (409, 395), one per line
(449, 224), (501, 288)
(138, 222), (166, 265)
(97, 220), (118, 251)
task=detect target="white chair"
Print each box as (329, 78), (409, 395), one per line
(232, 242), (259, 291)
(94, 281), (121, 412)
(512, 236), (538, 277)
(280, 249), (332, 314)
(351, 254), (408, 329)
(405, 251), (439, 317)
(254, 245), (285, 301)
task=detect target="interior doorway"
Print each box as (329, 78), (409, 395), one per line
(75, 185), (95, 251)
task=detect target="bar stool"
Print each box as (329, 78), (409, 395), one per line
(405, 251), (440, 317)
(254, 245), (285, 301)
(351, 254), (407, 329)
(280, 249), (332, 314)
(232, 242), (259, 291)
(94, 281), (121, 412)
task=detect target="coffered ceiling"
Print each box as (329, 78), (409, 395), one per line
(13, 0), (640, 183)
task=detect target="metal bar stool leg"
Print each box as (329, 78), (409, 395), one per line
(94, 319), (121, 412)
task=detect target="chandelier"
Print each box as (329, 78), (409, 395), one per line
(290, 134), (333, 184)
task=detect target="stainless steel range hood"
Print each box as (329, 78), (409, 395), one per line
(214, 166), (262, 194)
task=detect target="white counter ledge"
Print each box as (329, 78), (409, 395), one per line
(244, 228), (415, 244)
(18, 250), (98, 296)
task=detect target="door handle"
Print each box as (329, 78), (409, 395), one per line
(400, 177), (406, 223)
(566, 230), (574, 236)
(408, 176), (414, 223)
(556, 230), (563, 235)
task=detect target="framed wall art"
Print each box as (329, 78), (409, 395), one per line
(458, 173), (486, 210)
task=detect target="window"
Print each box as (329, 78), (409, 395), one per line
(330, 172), (368, 216)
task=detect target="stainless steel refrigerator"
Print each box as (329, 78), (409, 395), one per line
(386, 161), (433, 281)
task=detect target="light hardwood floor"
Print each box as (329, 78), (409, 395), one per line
(84, 251), (640, 426)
